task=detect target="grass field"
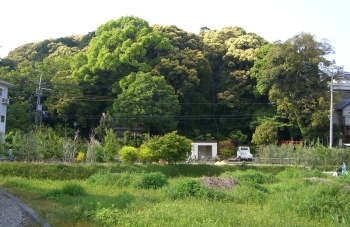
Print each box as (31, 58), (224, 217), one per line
(1, 163), (349, 227)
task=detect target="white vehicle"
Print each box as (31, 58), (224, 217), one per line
(236, 146), (253, 161)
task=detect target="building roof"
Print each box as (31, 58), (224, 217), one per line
(337, 99), (350, 110)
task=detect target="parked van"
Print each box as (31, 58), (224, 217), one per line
(236, 146), (253, 161)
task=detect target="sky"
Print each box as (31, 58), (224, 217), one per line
(0, 0), (349, 71)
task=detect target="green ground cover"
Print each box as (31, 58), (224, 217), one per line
(1, 163), (349, 227)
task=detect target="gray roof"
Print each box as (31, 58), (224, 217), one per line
(337, 99), (350, 110)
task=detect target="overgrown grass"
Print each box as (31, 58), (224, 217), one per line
(1, 164), (350, 226)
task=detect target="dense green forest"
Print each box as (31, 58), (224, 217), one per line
(0, 15), (340, 145)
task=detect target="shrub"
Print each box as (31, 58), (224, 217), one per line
(75, 152), (86, 163)
(119, 146), (139, 164)
(169, 178), (231, 201)
(103, 129), (121, 162)
(141, 131), (191, 163)
(171, 179), (207, 198)
(61, 183), (85, 196)
(218, 140), (234, 160)
(134, 172), (168, 189)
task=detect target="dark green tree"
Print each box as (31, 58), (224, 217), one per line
(254, 33), (336, 139)
(113, 72), (180, 134)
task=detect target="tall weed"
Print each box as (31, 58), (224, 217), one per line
(222, 169), (277, 184)
(87, 171), (134, 187)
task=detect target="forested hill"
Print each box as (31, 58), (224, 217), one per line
(0, 15), (339, 145)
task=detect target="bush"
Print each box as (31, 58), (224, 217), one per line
(141, 131), (191, 163)
(75, 152), (86, 163)
(171, 179), (207, 198)
(61, 183), (85, 196)
(134, 172), (168, 189)
(119, 146), (139, 164)
(218, 140), (234, 160)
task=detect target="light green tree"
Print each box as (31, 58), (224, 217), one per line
(103, 128), (120, 162)
(252, 120), (278, 146)
(119, 146), (139, 164)
(141, 131), (191, 163)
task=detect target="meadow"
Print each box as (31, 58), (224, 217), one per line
(0, 162), (349, 227)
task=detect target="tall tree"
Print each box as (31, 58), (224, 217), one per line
(113, 72), (180, 134)
(152, 25), (213, 137)
(254, 33), (335, 139)
(72, 16), (171, 89)
(200, 27), (268, 138)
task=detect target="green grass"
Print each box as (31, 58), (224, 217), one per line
(1, 163), (349, 227)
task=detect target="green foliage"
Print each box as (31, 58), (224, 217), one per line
(87, 172), (134, 187)
(231, 184), (267, 204)
(171, 179), (206, 198)
(93, 206), (120, 227)
(113, 72), (180, 134)
(252, 119), (278, 145)
(256, 143), (349, 168)
(141, 131), (191, 163)
(118, 146), (139, 164)
(289, 183), (350, 223)
(261, 33), (335, 139)
(61, 183), (85, 196)
(103, 128), (121, 162)
(2, 14), (343, 146)
(169, 178), (230, 201)
(6, 102), (32, 132)
(41, 189), (62, 200)
(138, 145), (155, 163)
(95, 112), (117, 141)
(222, 169), (277, 184)
(8, 126), (65, 161)
(228, 130), (247, 145)
(75, 152), (86, 163)
(134, 172), (168, 189)
(3, 162), (350, 227)
(86, 134), (104, 163)
(218, 140), (234, 160)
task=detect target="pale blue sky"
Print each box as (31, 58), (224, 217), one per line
(1, 0), (349, 71)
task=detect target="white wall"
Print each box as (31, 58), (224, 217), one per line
(190, 142), (218, 159)
(0, 81), (11, 141)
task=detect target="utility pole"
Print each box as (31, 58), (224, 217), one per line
(35, 74), (43, 128)
(35, 74), (51, 129)
(330, 72), (334, 149)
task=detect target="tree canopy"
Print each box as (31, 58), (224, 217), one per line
(0, 16), (341, 146)
(113, 72), (180, 134)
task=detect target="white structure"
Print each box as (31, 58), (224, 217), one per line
(0, 79), (13, 141)
(190, 141), (218, 160)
